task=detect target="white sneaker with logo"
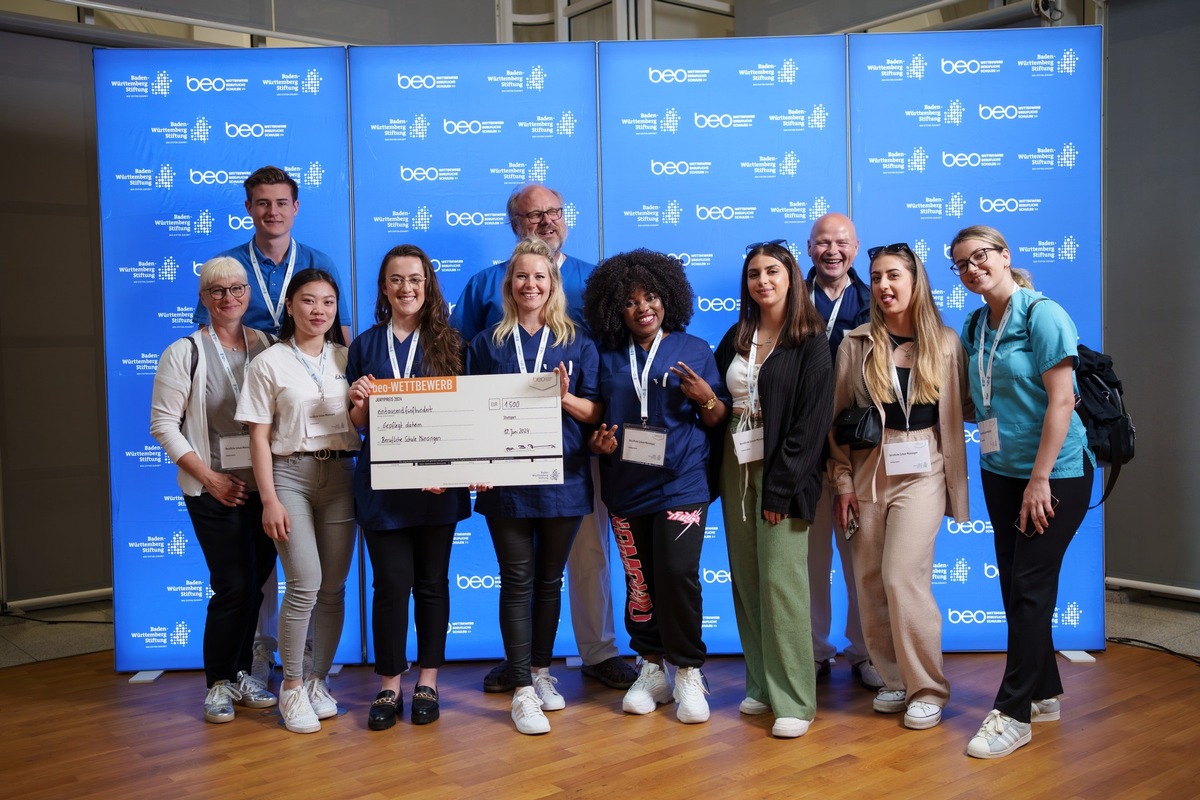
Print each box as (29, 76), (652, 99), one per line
(967, 709), (1032, 758)
(1031, 697), (1061, 722)
(512, 686), (550, 735)
(279, 685), (321, 734)
(673, 666), (710, 724)
(533, 667), (565, 711)
(305, 676), (338, 720)
(622, 660), (674, 715)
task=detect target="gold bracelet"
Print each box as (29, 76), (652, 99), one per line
(701, 396), (718, 410)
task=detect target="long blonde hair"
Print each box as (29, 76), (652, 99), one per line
(864, 245), (947, 405)
(491, 237), (575, 346)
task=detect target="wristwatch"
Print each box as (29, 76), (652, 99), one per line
(700, 395), (718, 410)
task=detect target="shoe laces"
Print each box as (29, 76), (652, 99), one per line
(908, 701), (939, 717)
(514, 688), (544, 717)
(675, 667), (708, 699)
(306, 677), (334, 704)
(534, 670), (559, 694)
(631, 659), (663, 690)
(979, 709), (1010, 737)
(237, 670), (268, 694)
(206, 681), (242, 705)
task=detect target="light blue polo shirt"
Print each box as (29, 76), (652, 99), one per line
(960, 288), (1094, 479)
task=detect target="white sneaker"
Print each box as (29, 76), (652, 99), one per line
(622, 660), (674, 715)
(305, 676), (338, 720)
(512, 686), (550, 735)
(235, 670), (277, 709)
(772, 717), (811, 738)
(739, 697), (771, 716)
(903, 700), (943, 730)
(1031, 697), (1061, 722)
(967, 709), (1032, 759)
(851, 660), (885, 690)
(673, 666), (710, 724)
(873, 688), (907, 713)
(279, 685), (321, 734)
(251, 643), (275, 688)
(203, 680), (239, 724)
(533, 667), (565, 711)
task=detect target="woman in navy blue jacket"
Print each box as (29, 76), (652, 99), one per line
(347, 244), (470, 730)
(466, 237), (602, 736)
(584, 249), (730, 726)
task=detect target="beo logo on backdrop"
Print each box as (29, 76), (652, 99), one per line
(694, 113), (734, 129)
(651, 160), (690, 176)
(445, 211), (486, 226)
(400, 166), (441, 181)
(979, 198), (1020, 213)
(648, 67), (687, 83)
(190, 169), (235, 185)
(979, 104), (1019, 120)
(941, 59), (982, 74)
(186, 76), (229, 92)
(946, 519), (993, 535)
(983, 562), (999, 579)
(698, 297), (739, 312)
(942, 152), (988, 167)
(696, 205), (734, 220)
(456, 574), (501, 589)
(225, 123), (266, 138)
(669, 253), (692, 266)
(443, 119), (490, 134)
(702, 568), (731, 584)
(397, 74), (436, 89)
(228, 215), (253, 230)
(947, 609), (994, 624)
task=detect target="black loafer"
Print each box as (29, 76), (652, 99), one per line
(368, 690), (400, 731)
(411, 685), (440, 725)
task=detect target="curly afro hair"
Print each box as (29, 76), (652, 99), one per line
(584, 248), (695, 350)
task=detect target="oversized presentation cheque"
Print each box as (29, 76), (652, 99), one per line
(369, 373), (564, 490)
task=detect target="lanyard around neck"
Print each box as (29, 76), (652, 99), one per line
(386, 325), (420, 379)
(514, 325), (551, 374)
(247, 238), (297, 332)
(977, 300), (1013, 412)
(812, 281), (848, 340)
(628, 329), (664, 423)
(206, 326), (250, 396)
(289, 337), (328, 398)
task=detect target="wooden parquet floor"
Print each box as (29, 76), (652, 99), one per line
(2, 644), (1198, 799)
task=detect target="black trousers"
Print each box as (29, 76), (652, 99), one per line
(610, 503), (708, 668)
(486, 516), (581, 687)
(185, 491), (277, 688)
(981, 458), (1094, 722)
(363, 524), (455, 676)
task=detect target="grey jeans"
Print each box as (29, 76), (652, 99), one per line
(271, 453), (356, 681)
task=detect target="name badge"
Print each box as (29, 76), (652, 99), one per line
(621, 424), (668, 467)
(883, 439), (932, 475)
(304, 398), (350, 438)
(218, 434), (252, 470)
(978, 418), (1001, 455)
(731, 427), (764, 464)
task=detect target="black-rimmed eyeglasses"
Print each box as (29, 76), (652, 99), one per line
(950, 247), (1002, 275)
(517, 207), (563, 223)
(867, 242), (913, 260)
(745, 239), (789, 254)
(206, 283), (248, 300)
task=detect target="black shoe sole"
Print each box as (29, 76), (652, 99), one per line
(368, 712), (397, 731)
(411, 706), (440, 725)
(580, 664), (636, 690)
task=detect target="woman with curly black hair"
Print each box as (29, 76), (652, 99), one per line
(584, 249), (730, 725)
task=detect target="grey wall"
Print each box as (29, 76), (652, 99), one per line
(1103, 0), (1200, 592)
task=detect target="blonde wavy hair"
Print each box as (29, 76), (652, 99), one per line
(865, 245), (947, 405)
(491, 237), (575, 347)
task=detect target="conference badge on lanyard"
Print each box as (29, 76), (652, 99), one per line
(976, 302), (1012, 456)
(622, 330), (668, 467)
(732, 338), (768, 464)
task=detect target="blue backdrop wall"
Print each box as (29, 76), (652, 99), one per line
(95, 26), (1103, 671)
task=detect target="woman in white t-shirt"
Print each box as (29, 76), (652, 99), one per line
(236, 267), (360, 734)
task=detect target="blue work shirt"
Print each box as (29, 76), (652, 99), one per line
(596, 331), (728, 517)
(466, 323), (599, 518)
(345, 323), (471, 530)
(450, 254), (595, 343)
(960, 288), (1094, 479)
(194, 238), (352, 335)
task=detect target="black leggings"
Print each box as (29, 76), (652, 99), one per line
(981, 457), (1094, 722)
(487, 516), (582, 687)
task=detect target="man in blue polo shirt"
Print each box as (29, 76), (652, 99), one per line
(453, 183), (637, 693)
(803, 212), (883, 692)
(194, 165), (351, 343)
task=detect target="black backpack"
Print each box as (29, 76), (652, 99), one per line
(968, 299), (1134, 507)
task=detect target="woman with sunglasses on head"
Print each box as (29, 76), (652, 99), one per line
(828, 242), (971, 732)
(713, 240), (833, 739)
(466, 237), (602, 736)
(236, 267), (360, 734)
(345, 245), (470, 731)
(151, 257), (279, 724)
(951, 225), (1094, 759)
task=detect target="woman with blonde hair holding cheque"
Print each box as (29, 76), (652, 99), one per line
(828, 242), (971, 731)
(713, 240), (833, 739)
(346, 244), (470, 730)
(236, 267), (360, 734)
(466, 237), (602, 736)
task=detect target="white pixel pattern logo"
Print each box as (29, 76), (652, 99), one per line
(190, 116), (210, 143)
(530, 157), (548, 183)
(1057, 142), (1077, 169)
(151, 71), (172, 96)
(914, 240), (930, 263)
(812, 196), (829, 218)
(1058, 235), (1078, 261)
(170, 621), (190, 646)
(302, 69), (322, 94)
(1058, 48), (1078, 75)
(412, 114), (429, 140)
(1059, 601), (1082, 627)
(810, 103), (827, 130)
(557, 110), (576, 136)
(167, 531), (186, 556)
(206, 584), (216, 600)
(948, 285), (967, 311)
(777, 58), (797, 84)
(949, 558), (970, 583)
(664, 200), (681, 226)
(155, 164), (175, 190)
(564, 203), (578, 229)
(907, 146), (927, 173)
(946, 99), (964, 126)
(303, 162), (324, 188)
(528, 65), (546, 91)
(196, 210), (214, 235)
(662, 108), (680, 134)
(907, 54), (926, 80)
(947, 192), (965, 218)
(786, 241), (802, 262)
(780, 151), (798, 177)
(414, 206), (431, 232)
(158, 256), (178, 281)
